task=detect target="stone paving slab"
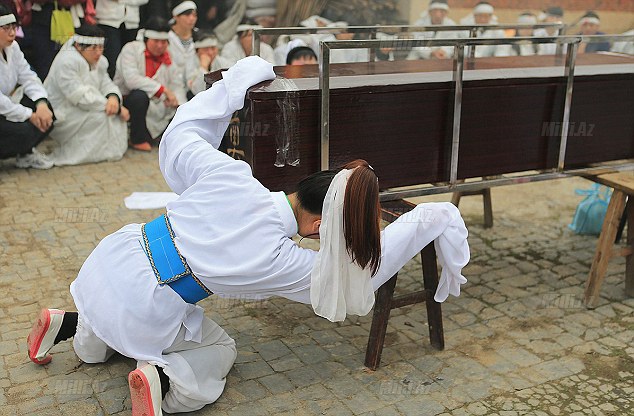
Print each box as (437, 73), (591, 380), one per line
(0, 144), (633, 415)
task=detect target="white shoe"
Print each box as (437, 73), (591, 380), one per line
(27, 308), (65, 365)
(15, 147), (54, 169)
(129, 364), (163, 416)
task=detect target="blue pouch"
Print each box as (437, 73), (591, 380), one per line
(568, 184), (612, 236)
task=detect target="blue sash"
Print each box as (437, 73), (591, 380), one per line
(141, 214), (212, 304)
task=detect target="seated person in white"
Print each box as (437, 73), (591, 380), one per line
(188, 30), (230, 95)
(461, 2), (506, 58)
(44, 25), (130, 166)
(219, 22), (275, 67)
(611, 29), (634, 55)
(0, 6), (54, 169)
(113, 16), (186, 151)
(407, 0), (459, 60)
(535, 6), (565, 56)
(167, 1), (198, 100)
(495, 12), (539, 57)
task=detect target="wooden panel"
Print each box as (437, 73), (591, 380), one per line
(208, 55), (634, 192)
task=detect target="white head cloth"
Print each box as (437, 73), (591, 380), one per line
(517, 14), (537, 25)
(310, 168), (375, 322)
(327, 21), (348, 29)
(172, 0), (197, 16)
(194, 36), (218, 48)
(473, 3), (494, 15)
(0, 14), (16, 26)
(429, 1), (449, 11)
(285, 38), (308, 59)
(236, 24), (262, 33)
(73, 34), (105, 45)
(142, 29), (170, 40)
(580, 16), (600, 26)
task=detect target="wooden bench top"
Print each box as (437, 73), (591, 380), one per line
(587, 171), (634, 194)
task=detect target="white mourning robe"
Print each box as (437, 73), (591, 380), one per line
(44, 42), (127, 166)
(534, 28), (559, 55)
(0, 42), (47, 122)
(168, 30), (198, 95)
(407, 14), (459, 60)
(467, 28), (507, 58)
(189, 55), (230, 95)
(70, 56), (469, 374)
(612, 30), (634, 55)
(219, 35), (276, 67)
(113, 40), (187, 138)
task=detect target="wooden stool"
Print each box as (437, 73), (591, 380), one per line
(364, 199), (444, 370)
(452, 188), (494, 228)
(584, 172), (634, 308)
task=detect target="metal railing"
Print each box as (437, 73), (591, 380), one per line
(252, 23), (566, 57)
(314, 34), (634, 200)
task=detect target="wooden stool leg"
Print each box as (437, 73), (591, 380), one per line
(626, 199), (634, 297)
(451, 192), (462, 206)
(421, 245), (444, 350)
(482, 188), (493, 229)
(584, 190), (628, 308)
(365, 273), (398, 370)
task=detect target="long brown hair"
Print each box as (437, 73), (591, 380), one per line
(295, 159), (381, 275)
(342, 160), (381, 275)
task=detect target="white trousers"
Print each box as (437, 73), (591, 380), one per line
(73, 314), (237, 413)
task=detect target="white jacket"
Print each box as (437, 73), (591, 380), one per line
(96, 0), (149, 29)
(0, 42), (47, 122)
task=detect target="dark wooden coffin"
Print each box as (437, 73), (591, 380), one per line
(206, 54), (634, 193)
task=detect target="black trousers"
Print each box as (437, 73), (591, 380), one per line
(0, 97), (54, 159)
(123, 90), (151, 144)
(99, 23), (139, 79)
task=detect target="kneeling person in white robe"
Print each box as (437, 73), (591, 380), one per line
(45, 25), (130, 166)
(26, 56), (470, 415)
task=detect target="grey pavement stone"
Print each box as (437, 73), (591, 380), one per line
(2, 151), (633, 415)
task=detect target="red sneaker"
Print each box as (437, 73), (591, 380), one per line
(27, 308), (65, 365)
(129, 364), (163, 416)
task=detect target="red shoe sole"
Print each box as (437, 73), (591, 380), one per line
(129, 369), (156, 416)
(27, 309), (52, 365)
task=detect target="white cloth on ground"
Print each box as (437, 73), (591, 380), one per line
(44, 41), (127, 166)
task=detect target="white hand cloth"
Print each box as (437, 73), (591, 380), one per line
(310, 169), (375, 322)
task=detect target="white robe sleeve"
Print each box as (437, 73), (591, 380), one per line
(370, 202), (470, 301)
(16, 45), (47, 104)
(159, 56), (276, 194)
(0, 92), (31, 122)
(97, 58), (122, 99)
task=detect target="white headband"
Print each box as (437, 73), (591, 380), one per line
(473, 4), (494, 15)
(310, 168), (375, 322)
(172, 1), (197, 17)
(236, 24), (261, 32)
(429, 2), (449, 11)
(517, 14), (537, 25)
(0, 14), (17, 26)
(143, 29), (170, 40)
(194, 37), (218, 48)
(580, 17), (600, 26)
(73, 34), (105, 45)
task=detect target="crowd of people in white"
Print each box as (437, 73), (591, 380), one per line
(1, 0), (632, 169)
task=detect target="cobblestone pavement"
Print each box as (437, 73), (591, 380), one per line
(0, 144), (632, 416)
